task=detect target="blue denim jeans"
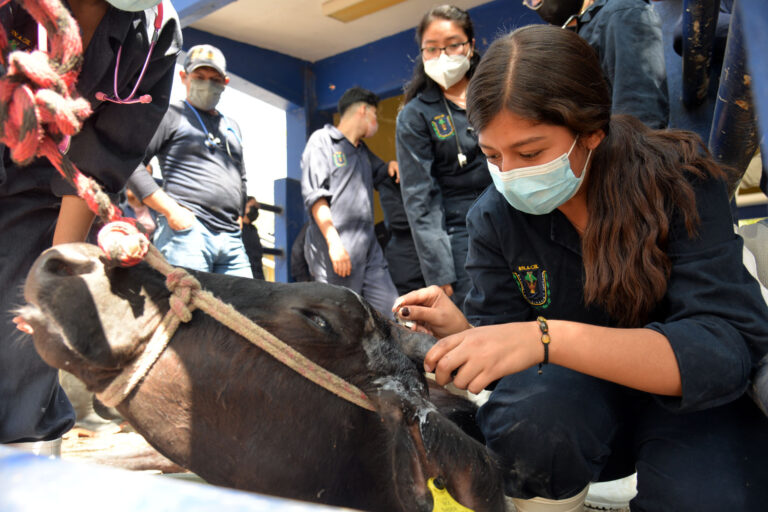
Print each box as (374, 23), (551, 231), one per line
(153, 216), (253, 277)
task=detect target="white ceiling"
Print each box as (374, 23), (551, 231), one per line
(191, 0), (491, 62)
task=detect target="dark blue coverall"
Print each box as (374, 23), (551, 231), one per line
(0, 1), (181, 444)
(375, 174), (425, 295)
(466, 174), (768, 510)
(396, 83), (491, 310)
(575, 0), (669, 129)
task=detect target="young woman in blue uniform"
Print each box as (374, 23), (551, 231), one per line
(0, 0), (181, 454)
(395, 25), (768, 511)
(395, 4), (491, 311)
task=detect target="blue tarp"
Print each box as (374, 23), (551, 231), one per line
(0, 447), (357, 512)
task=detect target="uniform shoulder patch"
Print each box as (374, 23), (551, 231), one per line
(512, 264), (551, 309)
(333, 151), (347, 168)
(430, 114), (455, 140)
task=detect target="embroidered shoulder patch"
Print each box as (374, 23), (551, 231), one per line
(333, 151), (347, 168)
(430, 114), (455, 140)
(512, 264), (551, 309)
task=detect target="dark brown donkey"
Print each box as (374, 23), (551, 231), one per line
(18, 243), (504, 512)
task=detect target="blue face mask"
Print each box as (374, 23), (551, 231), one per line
(488, 137), (591, 215)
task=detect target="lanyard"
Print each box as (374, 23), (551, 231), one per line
(442, 95), (467, 167)
(184, 100), (242, 159)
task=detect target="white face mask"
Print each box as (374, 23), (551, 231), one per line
(105, 0), (161, 11)
(187, 78), (225, 111)
(364, 107), (378, 138)
(424, 53), (471, 89)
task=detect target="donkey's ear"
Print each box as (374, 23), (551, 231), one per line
(367, 380), (434, 512)
(389, 323), (437, 365)
(367, 378), (506, 512)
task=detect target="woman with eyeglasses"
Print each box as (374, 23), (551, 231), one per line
(394, 25), (768, 511)
(0, 0), (180, 455)
(395, 4), (491, 311)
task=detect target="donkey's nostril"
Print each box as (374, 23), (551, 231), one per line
(40, 253), (95, 278)
(43, 258), (76, 277)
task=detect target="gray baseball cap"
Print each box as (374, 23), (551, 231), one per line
(184, 44), (227, 77)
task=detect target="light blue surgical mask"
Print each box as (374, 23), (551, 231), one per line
(488, 137), (591, 215)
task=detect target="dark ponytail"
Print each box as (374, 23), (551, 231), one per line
(467, 25), (725, 326)
(403, 4), (481, 104)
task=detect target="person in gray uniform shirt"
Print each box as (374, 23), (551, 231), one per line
(301, 87), (399, 317)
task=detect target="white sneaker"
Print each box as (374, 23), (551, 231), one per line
(585, 474), (637, 511)
(511, 486), (589, 511)
(5, 438), (62, 459)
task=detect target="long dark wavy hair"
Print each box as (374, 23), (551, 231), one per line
(403, 4), (482, 104)
(466, 25), (725, 327)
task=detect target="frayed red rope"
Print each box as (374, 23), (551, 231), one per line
(0, 0), (146, 265)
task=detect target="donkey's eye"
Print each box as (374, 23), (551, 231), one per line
(297, 309), (331, 331)
(309, 314), (328, 329)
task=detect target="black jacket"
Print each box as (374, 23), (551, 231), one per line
(395, 84), (491, 286)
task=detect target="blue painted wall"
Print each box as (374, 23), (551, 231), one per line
(172, 0), (237, 27)
(182, 28), (310, 109)
(312, 0), (540, 112)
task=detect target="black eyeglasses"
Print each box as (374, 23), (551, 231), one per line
(420, 41), (470, 60)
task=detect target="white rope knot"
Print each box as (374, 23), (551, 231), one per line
(166, 268), (200, 323)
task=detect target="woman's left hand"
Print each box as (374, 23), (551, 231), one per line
(424, 321), (542, 394)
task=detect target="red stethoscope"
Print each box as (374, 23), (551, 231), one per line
(94, 2), (164, 105)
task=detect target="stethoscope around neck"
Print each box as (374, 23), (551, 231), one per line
(94, 3), (164, 105)
(184, 99), (242, 160)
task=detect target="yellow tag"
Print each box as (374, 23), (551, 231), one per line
(428, 477), (474, 512)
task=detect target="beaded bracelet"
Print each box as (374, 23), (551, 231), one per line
(536, 316), (550, 375)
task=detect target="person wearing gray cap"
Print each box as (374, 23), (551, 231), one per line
(126, 43), (254, 277)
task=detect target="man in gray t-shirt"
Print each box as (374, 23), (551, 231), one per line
(127, 44), (252, 277)
(301, 87), (399, 317)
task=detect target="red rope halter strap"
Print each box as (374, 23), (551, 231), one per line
(97, 245), (376, 411)
(3, 0), (374, 412)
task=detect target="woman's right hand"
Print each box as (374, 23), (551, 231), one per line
(392, 285), (470, 338)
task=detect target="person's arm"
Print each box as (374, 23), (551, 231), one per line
(123, 109), (193, 230)
(310, 198), (350, 277)
(423, 319), (681, 396)
(228, 117), (248, 216)
(597, 4), (669, 128)
(395, 108), (456, 294)
(301, 131), (351, 277)
(52, 195), (95, 245)
(367, 146), (399, 185)
(388, 160), (399, 183)
(141, 188), (194, 230)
